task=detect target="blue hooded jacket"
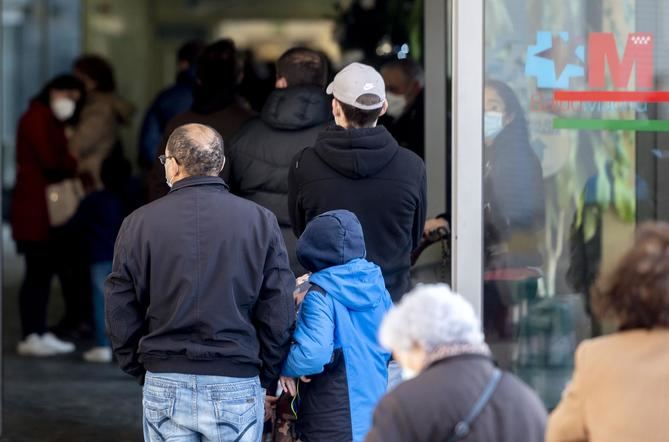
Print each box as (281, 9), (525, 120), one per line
(282, 210), (392, 442)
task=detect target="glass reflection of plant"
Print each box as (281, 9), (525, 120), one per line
(574, 133), (635, 241)
(542, 129), (635, 297)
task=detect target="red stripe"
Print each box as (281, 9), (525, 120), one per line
(554, 91), (669, 102)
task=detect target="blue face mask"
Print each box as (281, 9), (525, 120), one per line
(484, 111), (504, 140)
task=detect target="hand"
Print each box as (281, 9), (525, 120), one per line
(424, 218), (449, 238)
(293, 273), (311, 305)
(279, 376), (298, 397)
(264, 395), (278, 422)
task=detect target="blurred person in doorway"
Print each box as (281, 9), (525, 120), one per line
(379, 58), (425, 159)
(547, 222), (669, 442)
(366, 284), (547, 442)
(12, 74), (85, 356)
(106, 124), (295, 442)
(228, 47), (332, 275)
(138, 39), (205, 171)
(237, 48), (275, 112)
(288, 62), (426, 303)
(279, 210), (392, 442)
(70, 155), (138, 363)
(147, 39), (254, 201)
(71, 54), (135, 190)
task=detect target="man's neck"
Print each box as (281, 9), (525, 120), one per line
(338, 121), (378, 130)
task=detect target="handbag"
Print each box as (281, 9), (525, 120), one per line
(45, 178), (84, 227)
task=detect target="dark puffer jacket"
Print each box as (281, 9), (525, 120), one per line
(227, 86), (332, 274)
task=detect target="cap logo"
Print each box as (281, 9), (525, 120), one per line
(363, 82), (375, 91)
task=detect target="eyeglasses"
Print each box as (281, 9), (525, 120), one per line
(158, 155), (178, 165)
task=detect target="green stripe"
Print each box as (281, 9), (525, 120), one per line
(553, 118), (669, 132)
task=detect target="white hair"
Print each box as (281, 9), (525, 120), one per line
(379, 284), (484, 352)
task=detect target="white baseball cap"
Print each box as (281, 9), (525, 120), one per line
(326, 62), (386, 110)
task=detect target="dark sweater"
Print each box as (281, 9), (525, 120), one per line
(288, 125), (426, 302)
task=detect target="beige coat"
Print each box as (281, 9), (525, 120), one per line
(69, 91), (134, 189)
(546, 329), (669, 442)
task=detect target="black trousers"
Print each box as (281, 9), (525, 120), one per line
(18, 231), (91, 338)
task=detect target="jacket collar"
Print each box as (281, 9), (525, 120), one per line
(424, 343), (492, 369)
(169, 175), (229, 193)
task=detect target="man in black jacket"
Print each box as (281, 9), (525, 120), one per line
(227, 48), (332, 274)
(288, 62), (426, 302)
(105, 123), (295, 442)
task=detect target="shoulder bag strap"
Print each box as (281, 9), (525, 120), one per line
(447, 368), (503, 442)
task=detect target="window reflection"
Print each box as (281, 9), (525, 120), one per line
(483, 0), (664, 409)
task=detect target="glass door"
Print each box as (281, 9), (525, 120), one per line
(481, 0), (669, 408)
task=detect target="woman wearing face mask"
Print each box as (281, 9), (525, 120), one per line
(366, 284), (547, 442)
(425, 80), (544, 265)
(11, 74), (85, 356)
(481, 79), (545, 268)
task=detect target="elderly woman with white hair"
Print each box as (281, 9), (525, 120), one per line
(365, 284), (547, 442)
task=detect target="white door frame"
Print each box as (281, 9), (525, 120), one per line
(425, 0), (484, 316)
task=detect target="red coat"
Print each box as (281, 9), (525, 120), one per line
(11, 101), (77, 243)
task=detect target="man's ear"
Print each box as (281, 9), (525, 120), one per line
(332, 99), (340, 118)
(220, 157), (226, 174)
(276, 77), (288, 89)
(379, 100), (388, 118)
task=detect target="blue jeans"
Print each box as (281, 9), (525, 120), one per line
(143, 372), (264, 442)
(91, 261), (112, 347)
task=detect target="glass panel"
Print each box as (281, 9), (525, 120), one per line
(484, 0), (665, 409)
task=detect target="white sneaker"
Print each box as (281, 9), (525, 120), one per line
(83, 346), (112, 363)
(17, 334), (58, 357)
(41, 332), (75, 354)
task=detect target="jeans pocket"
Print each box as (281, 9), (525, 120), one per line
(143, 381), (177, 441)
(210, 386), (260, 442)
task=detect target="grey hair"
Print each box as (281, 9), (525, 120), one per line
(166, 123), (224, 176)
(379, 284), (484, 352)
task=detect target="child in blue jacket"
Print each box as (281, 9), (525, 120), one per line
(279, 209), (392, 442)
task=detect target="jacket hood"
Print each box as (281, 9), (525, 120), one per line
(261, 86), (332, 130)
(297, 210), (366, 272)
(309, 259), (387, 312)
(313, 125), (400, 178)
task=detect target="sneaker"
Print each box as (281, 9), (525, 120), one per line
(17, 334), (58, 357)
(83, 346), (112, 363)
(41, 332), (75, 354)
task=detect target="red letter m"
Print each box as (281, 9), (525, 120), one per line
(588, 33), (654, 89)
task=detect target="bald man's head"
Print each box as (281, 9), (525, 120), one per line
(166, 124), (225, 177)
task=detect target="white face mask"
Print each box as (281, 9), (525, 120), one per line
(401, 367), (418, 381)
(51, 97), (76, 121)
(385, 93), (407, 119)
(484, 111), (504, 140)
